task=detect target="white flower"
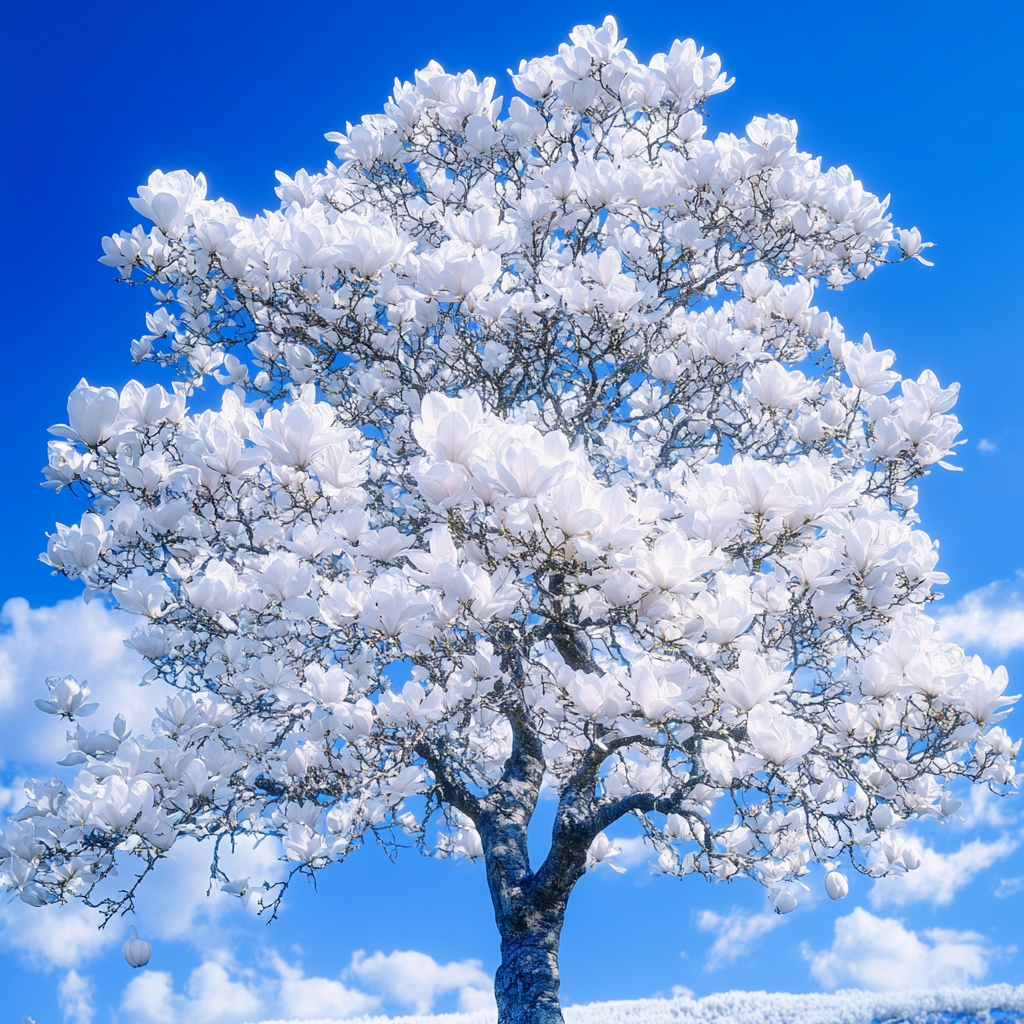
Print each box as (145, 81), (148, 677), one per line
(112, 569), (176, 618)
(413, 393), (486, 465)
(284, 823), (328, 863)
(720, 651), (787, 713)
(250, 388), (345, 470)
(128, 168), (208, 235)
(747, 706), (817, 765)
(34, 676), (98, 719)
(185, 560), (247, 616)
(48, 378), (119, 446)
(586, 832), (626, 873)
(897, 227), (934, 266)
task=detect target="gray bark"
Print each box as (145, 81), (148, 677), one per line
(493, 898), (569, 1024)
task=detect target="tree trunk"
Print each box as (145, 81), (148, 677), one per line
(493, 899), (568, 1024)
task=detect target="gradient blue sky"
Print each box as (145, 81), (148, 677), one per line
(1, 3), (1022, 1022)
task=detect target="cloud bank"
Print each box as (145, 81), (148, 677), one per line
(117, 947), (494, 1024)
(696, 908), (786, 970)
(805, 907), (999, 991)
(936, 574), (1024, 656)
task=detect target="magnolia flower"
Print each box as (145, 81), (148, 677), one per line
(748, 361), (813, 412)
(413, 393), (485, 465)
(87, 777), (160, 837)
(627, 660), (694, 723)
(495, 440), (566, 498)
(897, 227), (934, 266)
(129, 168), (208, 235)
(958, 664), (1019, 725)
(119, 380), (186, 429)
(586, 833), (626, 873)
(304, 665), (352, 709)
(34, 676), (98, 720)
(452, 823), (484, 860)
(361, 574), (435, 640)
(250, 389), (347, 470)
(415, 461), (474, 509)
(634, 533), (717, 596)
(770, 889), (798, 914)
(430, 247), (501, 300)
(565, 671), (630, 721)
(44, 513), (110, 573)
(185, 560), (247, 617)
(112, 570), (175, 618)
(355, 525), (412, 562)
(547, 477), (603, 537)
(747, 706), (816, 765)
(220, 877), (258, 908)
(381, 766), (426, 804)
(720, 651), (786, 713)
(284, 823), (328, 863)
(845, 340), (900, 395)
(50, 379), (121, 447)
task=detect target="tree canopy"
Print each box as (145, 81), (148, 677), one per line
(3, 17), (1018, 1024)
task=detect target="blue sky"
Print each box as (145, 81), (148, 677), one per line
(1, 2), (1022, 1022)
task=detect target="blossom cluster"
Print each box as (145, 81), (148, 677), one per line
(2, 17), (1014, 924)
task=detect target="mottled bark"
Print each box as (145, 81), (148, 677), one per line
(480, 802), (582, 1024)
(493, 901), (568, 1024)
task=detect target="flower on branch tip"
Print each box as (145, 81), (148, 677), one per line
(34, 676), (98, 720)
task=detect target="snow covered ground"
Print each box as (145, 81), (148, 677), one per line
(253, 985), (1024, 1024)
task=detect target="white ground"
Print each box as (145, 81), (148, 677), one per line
(253, 984), (1024, 1024)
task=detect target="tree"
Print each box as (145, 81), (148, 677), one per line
(2, 15), (1019, 1023)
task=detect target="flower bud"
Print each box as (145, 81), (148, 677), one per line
(771, 890), (798, 914)
(123, 925), (152, 969)
(824, 870), (849, 900)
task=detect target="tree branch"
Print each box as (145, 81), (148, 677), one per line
(415, 739), (482, 822)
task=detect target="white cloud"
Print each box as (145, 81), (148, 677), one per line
(0, 899), (120, 968)
(995, 876), (1024, 898)
(695, 908), (785, 970)
(117, 947), (494, 1024)
(0, 778), (28, 813)
(611, 835), (655, 869)
(349, 948), (494, 1014)
(0, 596), (157, 772)
(935, 573), (1024, 656)
(806, 907), (994, 990)
(869, 834), (1019, 908)
(122, 958), (266, 1024)
(273, 954), (379, 1020)
(58, 968), (94, 1024)
(957, 785), (1019, 830)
